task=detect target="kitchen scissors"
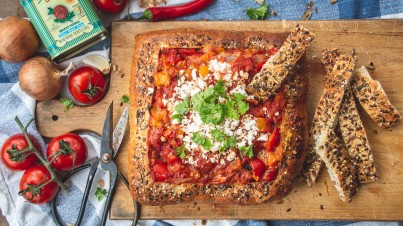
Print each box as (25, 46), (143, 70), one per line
(50, 103), (139, 226)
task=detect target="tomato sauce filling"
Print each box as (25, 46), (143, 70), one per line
(148, 46), (286, 184)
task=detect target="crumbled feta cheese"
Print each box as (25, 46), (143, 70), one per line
(257, 133), (268, 141)
(146, 87), (154, 95)
(226, 151), (236, 161)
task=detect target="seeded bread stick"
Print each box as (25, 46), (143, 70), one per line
(303, 55), (358, 202)
(324, 131), (358, 202)
(322, 49), (377, 184)
(246, 24), (315, 101)
(352, 66), (402, 129)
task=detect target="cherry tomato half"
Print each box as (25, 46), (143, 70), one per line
(68, 66), (107, 105)
(46, 133), (87, 171)
(1, 134), (40, 171)
(19, 165), (59, 204)
(93, 0), (127, 14)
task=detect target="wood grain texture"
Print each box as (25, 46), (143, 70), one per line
(36, 20), (403, 221)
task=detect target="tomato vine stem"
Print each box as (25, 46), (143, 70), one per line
(15, 116), (67, 190)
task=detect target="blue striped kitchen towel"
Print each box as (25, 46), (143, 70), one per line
(0, 0), (402, 226)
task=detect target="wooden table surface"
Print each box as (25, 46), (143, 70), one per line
(35, 20), (403, 221)
(2, 0), (403, 224)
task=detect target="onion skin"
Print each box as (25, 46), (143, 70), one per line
(19, 57), (62, 101)
(0, 16), (40, 63)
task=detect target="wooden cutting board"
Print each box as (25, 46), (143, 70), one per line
(36, 20), (403, 221)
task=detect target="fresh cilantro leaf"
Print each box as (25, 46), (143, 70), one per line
(192, 132), (205, 145)
(239, 145), (254, 158)
(211, 129), (226, 141)
(233, 93), (247, 102)
(203, 139), (212, 151)
(227, 136), (237, 148)
(224, 99), (239, 119)
(237, 100), (250, 115)
(60, 97), (74, 112)
(219, 136), (237, 153)
(191, 87), (215, 111)
(95, 187), (108, 201)
(246, 2), (269, 20)
(175, 145), (186, 159)
(121, 95), (130, 104)
(213, 80), (226, 96)
(175, 98), (190, 115)
(191, 132), (211, 151)
(200, 104), (225, 125)
(171, 114), (183, 123)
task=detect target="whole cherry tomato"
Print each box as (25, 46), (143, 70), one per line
(46, 133), (87, 171)
(19, 165), (59, 204)
(1, 134), (40, 171)
(92, 0), (128, 14)
(68, 66), (107, 104)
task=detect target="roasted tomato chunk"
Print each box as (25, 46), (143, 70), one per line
(265, 128), (280, 152)
(262, 167), (278, 182)
(164, 49), (184, 65)
(153, 161), (169, 182)
(249, 158), (266, 181)
(148, 127), (164, 150)
(161, 143), (180, 164)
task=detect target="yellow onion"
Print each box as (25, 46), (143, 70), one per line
(19, 57), (62, 101)
(0, 16), (40, 63)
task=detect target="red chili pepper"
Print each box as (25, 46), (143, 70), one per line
(139, 0), (215, 21)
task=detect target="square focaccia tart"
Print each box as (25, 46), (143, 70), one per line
(129, 29), (308, 205)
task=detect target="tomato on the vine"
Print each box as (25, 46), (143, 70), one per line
(46, 133), (87, 171)
(68, 66), (107, 104)
(1, 134), (40, 171)
(19, 165), (59, 204)
(93, 0), (127, 14)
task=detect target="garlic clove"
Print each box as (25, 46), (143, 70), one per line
(82, 55), (110, 75)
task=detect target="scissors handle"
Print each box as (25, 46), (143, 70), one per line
(100, 161), (117, 225)
(50, 158), (99, 226)
(76, 158), (100, 225)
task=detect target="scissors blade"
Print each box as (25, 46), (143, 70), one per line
(112, 106), (128, 158)
(100, 103), (114, 159)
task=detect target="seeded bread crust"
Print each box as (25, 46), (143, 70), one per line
(129, 29), (308, 205)
(246, 25), (315, 101)
(352, 66), (402, 129)
(302, 54), (358, 201)
(322, 49), (377, 184)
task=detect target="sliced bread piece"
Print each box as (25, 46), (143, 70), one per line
(339, 89), (377, 183)
(324, 131), (358, 202)
(322, 49), (377, 183)
(246, 24), (315, 101)
(305, 54), (358, 201)
(352, 66), (402, 129)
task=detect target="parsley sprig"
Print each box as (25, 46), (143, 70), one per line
(175, 145), (186, 159)
(246, 2), (270, 20)
(172, 80), (250, 125)
(239, 144), (254, 158)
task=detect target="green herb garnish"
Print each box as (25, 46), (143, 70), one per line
(211, 129), (226, 141)
(219, 136), (237, 153)
(95, 187), (108, 201)
(121, 95), (130, 104)
(60, 97), (74, 112)
(192, 132), (211, 150)
(246, 2), (269, 20)
(175, 98), (190, 115)
(239, 144), (254, 158)
(172, 80), (249, 124)
(175, 145), (186, 159)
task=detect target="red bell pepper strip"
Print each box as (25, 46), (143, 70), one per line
(139, 0), (215, 21)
